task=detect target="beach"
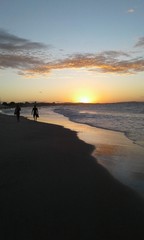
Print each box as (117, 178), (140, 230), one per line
(0, 113), (144, 240)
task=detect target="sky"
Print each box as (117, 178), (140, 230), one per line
(0, 0), (144, 103)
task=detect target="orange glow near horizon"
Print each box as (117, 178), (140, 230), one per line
(76, 96), (91, 103)
(73, 89), (98, 103)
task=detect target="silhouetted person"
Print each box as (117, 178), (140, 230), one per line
(32, 104), (39, 121)
(14, 103), (21, 122)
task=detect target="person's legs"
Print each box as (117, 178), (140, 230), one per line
(17, 113), (20, 122)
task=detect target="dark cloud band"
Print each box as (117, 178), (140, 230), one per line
(0, 29), (144, 76)
(0, 29), (47, 51)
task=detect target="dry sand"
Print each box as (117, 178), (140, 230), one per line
(0, 113), (144, 240)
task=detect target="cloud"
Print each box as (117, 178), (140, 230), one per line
(134, 37), (144, 48)
(0, 29), (51, 71)
(127, 8), (135, 13)
(25, 51), (144, 76)
(0, 29), (144, 76)
(0, 54), (43, 69)
(0, 29), (47, 51)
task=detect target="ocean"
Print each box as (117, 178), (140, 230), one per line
(1, 102), (144, 197)
(54, 102), (144, 148)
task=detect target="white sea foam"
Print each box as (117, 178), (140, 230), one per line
(2, 102), (144, 147)
(54, 102), (144, 148)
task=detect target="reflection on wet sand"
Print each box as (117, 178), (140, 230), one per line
(28, 109), (144, 197)
(95, 144), (118, 157)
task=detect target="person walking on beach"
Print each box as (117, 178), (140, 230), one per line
(32, 103), (39, 121)
(14, 103), (21, 122)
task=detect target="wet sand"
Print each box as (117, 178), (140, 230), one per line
(0, 113), (144, 240)
(32, 109), (144, 197)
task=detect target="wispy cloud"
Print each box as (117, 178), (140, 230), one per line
(25, 51), (144, 76)
(127, 8), (135, 13)
(0, 29), (50, 70)
(0, 29), (144, 76)
(135, 37), (144, 48)
(0, 29), (47, 51)
(0, 54), (43, 69)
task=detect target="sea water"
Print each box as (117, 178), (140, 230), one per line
(1, 102), (144, 196)
(54, 102), (144, 148)
(2, 102), (144, 146)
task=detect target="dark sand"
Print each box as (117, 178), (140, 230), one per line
(0, 114), (144, 240)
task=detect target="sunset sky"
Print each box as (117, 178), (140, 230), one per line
(0, 0), (144, 103)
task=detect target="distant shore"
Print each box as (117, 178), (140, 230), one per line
(0, 113), (144, 239)
(0, 100), (144, 110)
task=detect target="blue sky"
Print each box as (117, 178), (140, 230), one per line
(0, 0), (144, 103)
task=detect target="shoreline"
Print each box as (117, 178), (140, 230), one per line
(0, 113), (144, 239)
(2, 108), (144, 197)
(26, 109), (144, 197)
(1, 108), (144, 194)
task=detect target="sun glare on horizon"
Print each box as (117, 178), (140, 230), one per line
(72, 89), (98, 103)
(78, 96), (91, 103)
(74, 93), (95, 103)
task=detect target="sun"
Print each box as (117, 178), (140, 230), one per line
(75, 95), (93, 103)
(78, 96), (90, 103)
(73, 89), (96, 103)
